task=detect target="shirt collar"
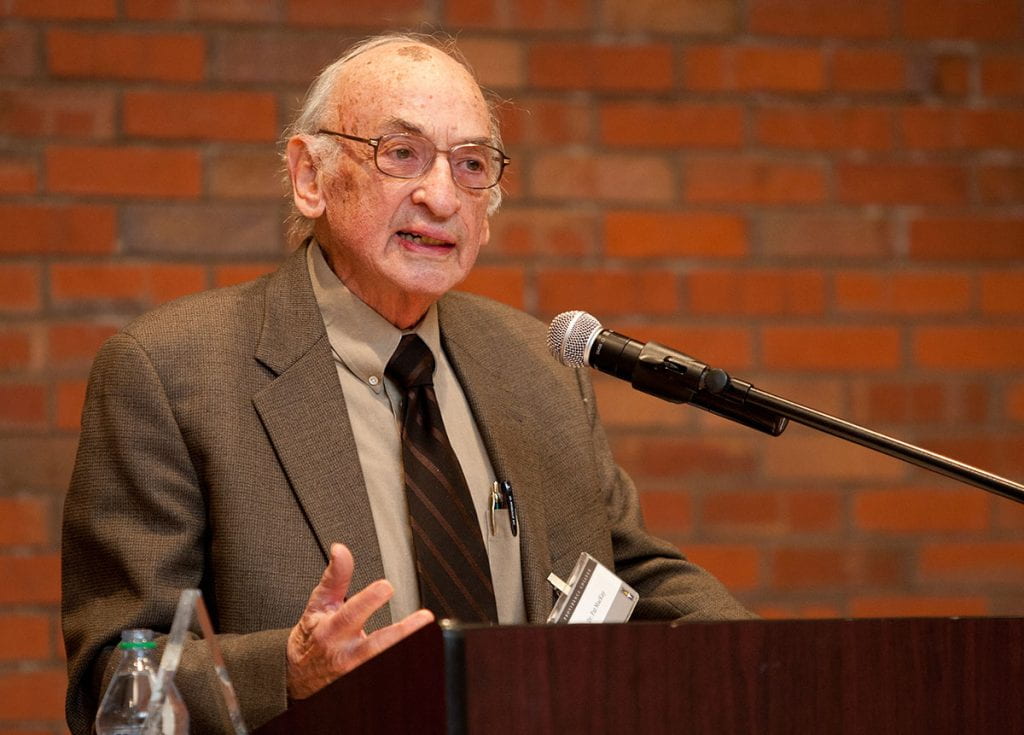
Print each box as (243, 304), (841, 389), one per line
(307, 240), (442, 393)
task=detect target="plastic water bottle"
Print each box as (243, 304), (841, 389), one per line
(95, 628), (189, 734)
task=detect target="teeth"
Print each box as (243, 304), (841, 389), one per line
(401, 232), (449, 246)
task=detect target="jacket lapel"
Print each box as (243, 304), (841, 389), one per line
(248, 254), (557, 627)
(251, 246), (391, 629)
(438, 298), (554, 624)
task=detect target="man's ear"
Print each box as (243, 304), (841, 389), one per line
(479, 215), (490, 248)
(286, 137), (327, 219)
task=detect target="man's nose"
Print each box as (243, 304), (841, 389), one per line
(410, 154), (462, 218)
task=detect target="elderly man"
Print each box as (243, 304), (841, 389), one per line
(62, 33), (753, 734)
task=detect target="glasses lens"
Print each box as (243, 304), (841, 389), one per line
(373, 134), (505, 188)
(450, 145), (503, 189)
(375, 135), (432, 178)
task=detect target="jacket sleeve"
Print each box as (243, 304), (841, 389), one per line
(62, 332), (291, 735)
(575, 369), (758, 621)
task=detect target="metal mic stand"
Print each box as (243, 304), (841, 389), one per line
(742, 384), (1024, 505)
(675, 356), (1024, 506)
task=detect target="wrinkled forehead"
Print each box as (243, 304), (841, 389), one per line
(328, 42), (491, 139)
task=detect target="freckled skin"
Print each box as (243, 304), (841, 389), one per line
(396, 45), (431, 61)
(311, 43), (493, 328)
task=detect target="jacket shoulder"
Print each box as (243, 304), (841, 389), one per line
(121, 276), (270, 352)
(439, 291), (548, 349)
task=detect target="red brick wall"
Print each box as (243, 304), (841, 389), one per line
(2, 0), (1023, 731)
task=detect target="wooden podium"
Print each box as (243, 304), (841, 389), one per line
(255, 617), (1023, 734)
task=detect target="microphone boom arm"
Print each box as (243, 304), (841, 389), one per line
(742, 385), (1024, 506)
(625, 339), (1024, 506)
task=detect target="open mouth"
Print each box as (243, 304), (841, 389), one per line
(397, 231), (454, 249)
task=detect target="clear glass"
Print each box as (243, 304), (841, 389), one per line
(95, 629), (189, 735)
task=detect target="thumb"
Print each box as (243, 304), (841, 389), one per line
(305, 543), (355, 613)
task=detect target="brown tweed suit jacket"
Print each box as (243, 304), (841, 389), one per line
(62, 244), (752, 734)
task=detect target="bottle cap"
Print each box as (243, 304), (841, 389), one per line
(118, 628), (157, 649)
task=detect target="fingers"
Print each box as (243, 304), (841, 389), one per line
(304, 543), (355, 613)
(287, 545), (436, 700)
(363, 609), (435, 660)
(334, 608), (435, 674)
(315, 577), (395, 640)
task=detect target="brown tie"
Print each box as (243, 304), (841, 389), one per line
(386, 334), (498, 623)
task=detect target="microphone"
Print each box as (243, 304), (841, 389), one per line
(547, 311), (788, 436)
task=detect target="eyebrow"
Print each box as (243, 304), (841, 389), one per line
(381, 117), (422, 135)
(380, 116), (496, 148)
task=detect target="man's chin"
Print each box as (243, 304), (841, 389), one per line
(395, 278), (458, 304)
(397, 261), (472, 296)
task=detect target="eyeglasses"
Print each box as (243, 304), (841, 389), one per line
(316, 130), (510, 190)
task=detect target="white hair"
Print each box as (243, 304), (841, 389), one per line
(281, 32), (505, 248)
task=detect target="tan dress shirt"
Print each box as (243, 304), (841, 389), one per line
(307, 242), (526, 623)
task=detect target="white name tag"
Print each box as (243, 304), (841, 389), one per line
(546, 552), (639, 624)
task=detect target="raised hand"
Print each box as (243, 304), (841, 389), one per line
(286, 543), (434, 700)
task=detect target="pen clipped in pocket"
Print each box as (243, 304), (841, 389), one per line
(488, 480), (518, 537)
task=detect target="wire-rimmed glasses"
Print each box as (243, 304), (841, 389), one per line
(316, 130), (510, 190)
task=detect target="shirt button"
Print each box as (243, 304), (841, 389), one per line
(368, 375), (380, 386)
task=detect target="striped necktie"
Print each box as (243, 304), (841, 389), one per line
(385, 334), (498, 623)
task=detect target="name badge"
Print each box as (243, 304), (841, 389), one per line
(546, 552), (639, 624)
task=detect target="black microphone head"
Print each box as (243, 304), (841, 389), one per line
(547, 310), (603, 367)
